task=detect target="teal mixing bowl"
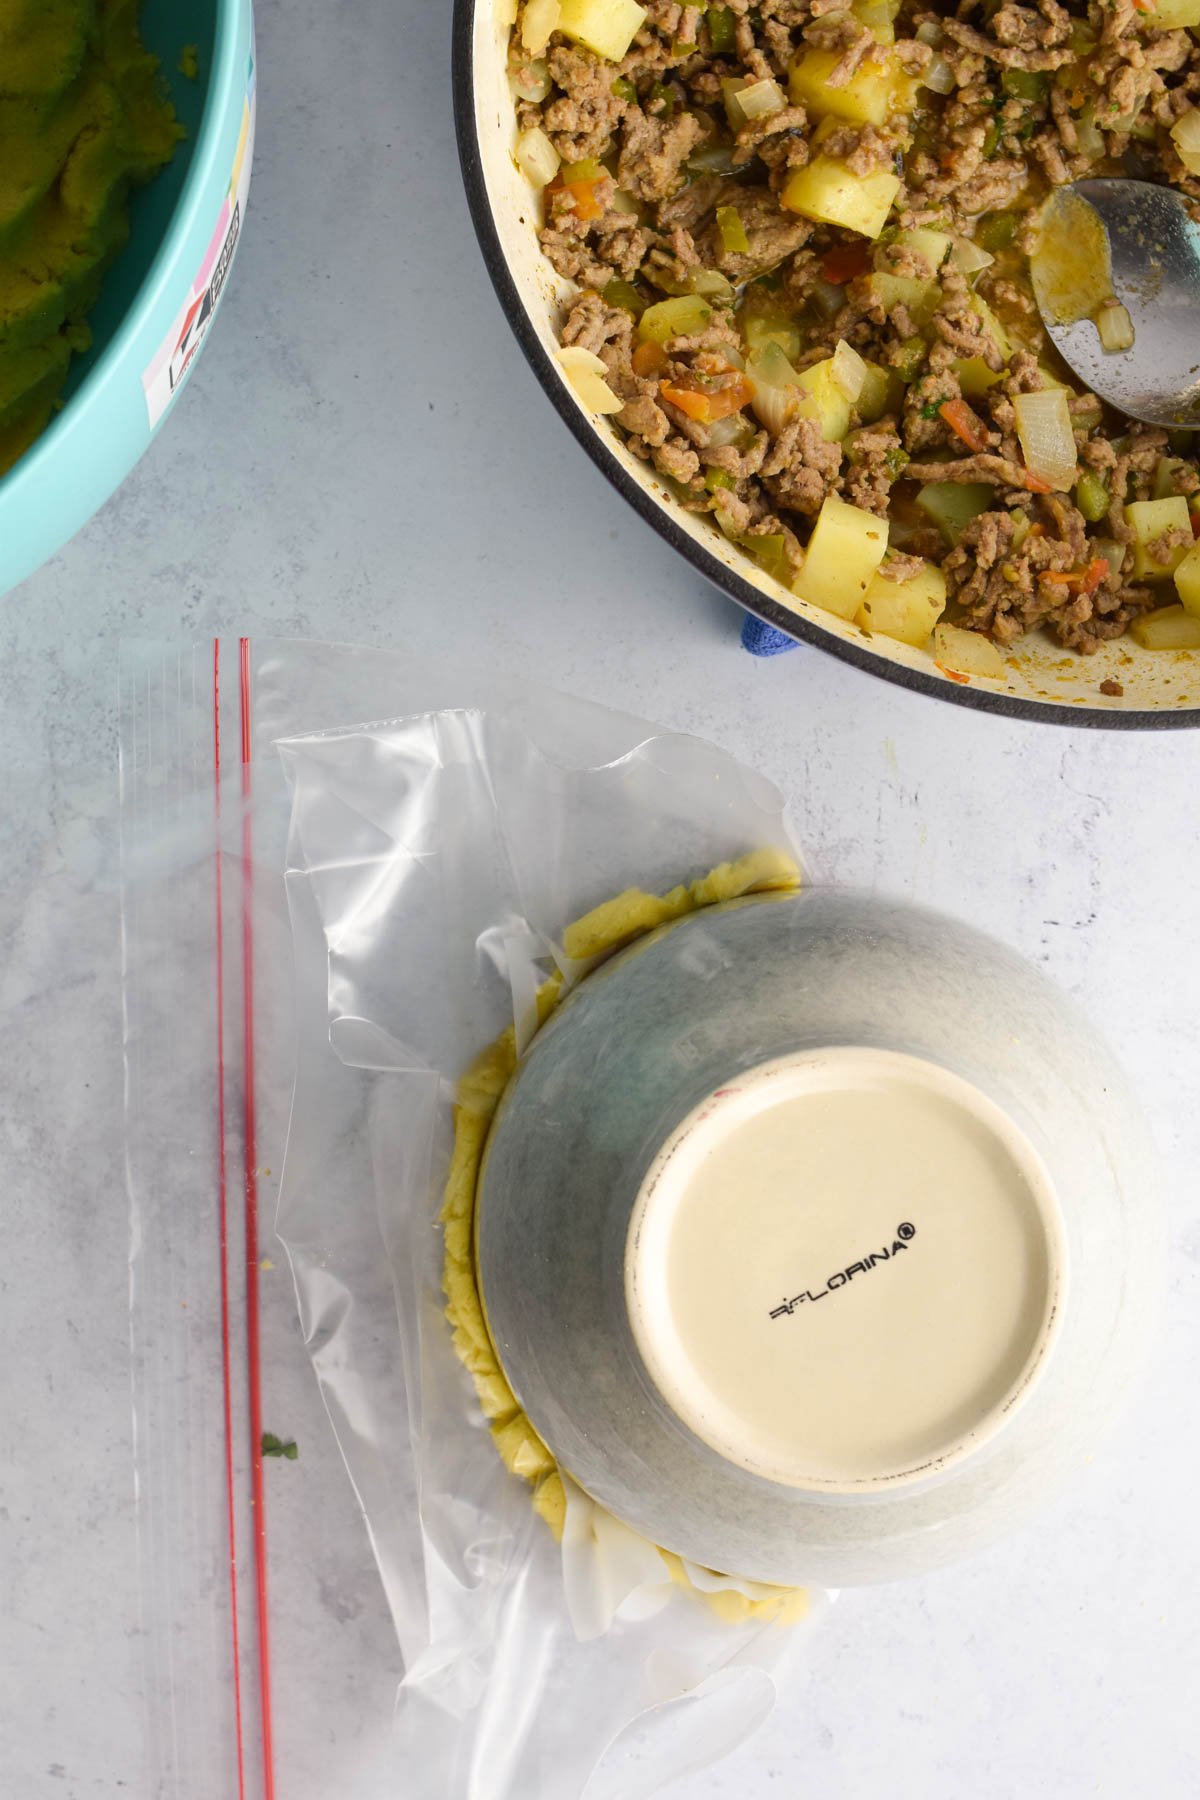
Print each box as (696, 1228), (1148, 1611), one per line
(0, 0), (255, 596)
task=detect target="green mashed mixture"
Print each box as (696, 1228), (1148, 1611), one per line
(0, 0), (183, 475)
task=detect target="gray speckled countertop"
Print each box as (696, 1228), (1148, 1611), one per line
(3, 1), (1200, 1795)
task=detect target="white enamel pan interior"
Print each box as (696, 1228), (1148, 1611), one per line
(454, 0), (1200, 726)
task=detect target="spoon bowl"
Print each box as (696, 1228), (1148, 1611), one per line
(1036, 179), (1200, 426)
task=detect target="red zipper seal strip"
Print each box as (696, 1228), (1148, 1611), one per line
(240, 637), (276, 1800)
(213, 640), (248, 1800)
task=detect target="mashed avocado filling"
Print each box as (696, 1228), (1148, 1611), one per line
(440, 846), (813, 1626)
(0, 0), (183, 474)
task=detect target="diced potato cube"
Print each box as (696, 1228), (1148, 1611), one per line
(1174, 541), (1200, 616)
(795, 357), (852, 442)
(744, 315), (803, 361)
(788, 45), (917, 125)
(637, 294), (712, 343)
(790, 495), (889, 619)
(781, 157), (901, 239)
(557, 0), (647, 62)
(856, 359), (904, 421)
(893, 227), (952, 272)
(954, 355), (1003, 397)
(867, 271), (939, 327)
(1125, 496), (1193, 579)
(969, 291), (1014, 361)
(522, 0), (562, 54)
(851, 0), (901, 37)
(932, 622), (1006, 679)
(856, 561), (947, 645)
(1129, 603), (1200, 649)
(1142, 0), (1200, 25)
(557, 346), (624, 413)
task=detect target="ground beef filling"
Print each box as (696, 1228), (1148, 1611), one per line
(514, 0), (1200, 653)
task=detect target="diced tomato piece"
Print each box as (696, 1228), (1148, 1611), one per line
(660, 371), (755, 424)
(821, 242), (872, 285)
(632, 340), (670, 379)
(938, 398), (990, 454)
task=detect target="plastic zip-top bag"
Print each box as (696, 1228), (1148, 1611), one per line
(119, 638), (830, 1800)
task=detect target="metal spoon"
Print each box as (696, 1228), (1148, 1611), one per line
(1033, 178), (1200, 428)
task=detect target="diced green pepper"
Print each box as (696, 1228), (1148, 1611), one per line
(705, 466), (737, 492)
(856, 361), (905, 422)
(977, 210), (1018, 252)
(707, 4), (736, 51)
(604, 277), (646, 318)
(1002, 69), (1049, 103)
(561, 157), (604, 183)
(649, 81), (676, 118)
(884, 445), (910, 478)
(742, 532), (793, 585)
(892, 337), (926, 384)
(686, 143), (736, 175)
(611, 76), (638, 102)
(916, 481), (995, 546)
(1009, 508), (1031, 551)
(1153, 457), (1185, 502)
(638, 294), (713, 343)
(1074, 471), (1110, 522)
(716, 204), (750, 255)
(982, 121), (1001, 159)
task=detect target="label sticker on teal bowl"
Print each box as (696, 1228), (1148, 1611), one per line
(142, 56), (257, 429)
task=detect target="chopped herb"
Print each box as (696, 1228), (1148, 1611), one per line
(262, 1433), (299, 1460)
(921, 400), (943, 419)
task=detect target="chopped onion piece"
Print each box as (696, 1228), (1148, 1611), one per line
(516, 125), (561, 187)
(511, 57), (551, 101)
(952, 236), (993, 277)
(723, 75), (785, 128)
(690, 268), (736, 303)
(1096, 300), (1135, 353)
(707, 413), (758, 448)
(557, 347), (624, 413)
(1075, 105), (1105, 159)
(1172, 108), (1200, 176)
(739, 77), (787, 119)
(747, 343), (801, 435)
(809, 276), (845, 319)
(1013, 387), (1078, 490)
(830, 338), (868, 402)
(922, 53), (956, 93)
(522, 0), (561, 55)
(915, 19), (944, 44)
